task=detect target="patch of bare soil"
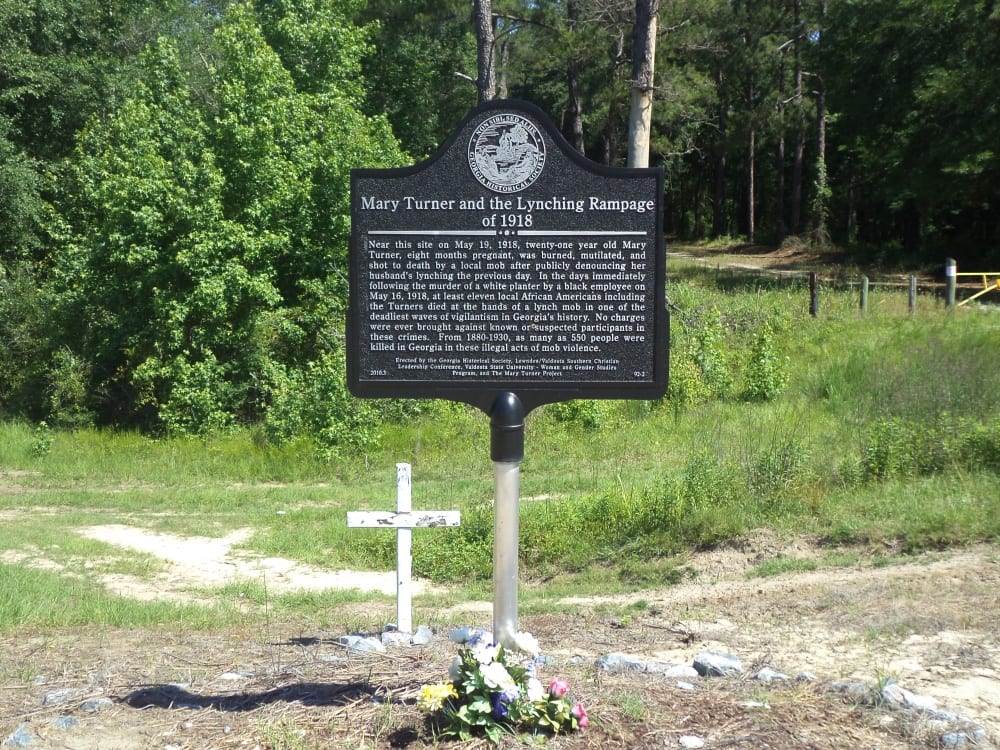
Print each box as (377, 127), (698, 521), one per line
(1, 532), (998, 749)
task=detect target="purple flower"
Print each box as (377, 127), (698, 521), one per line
(490, 691), (510, 719)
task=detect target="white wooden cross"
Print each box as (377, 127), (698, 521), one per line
(346, 463), (460, 634)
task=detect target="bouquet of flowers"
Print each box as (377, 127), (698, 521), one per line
(417, 630), (588, 743)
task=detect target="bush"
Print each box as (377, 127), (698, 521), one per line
(44, 348), (93, 428)
(548, 399), (609, 430)
(264, 350), (380, 459)
(0, 262), (50, 418)
(859, 414), (1000, 481)
(742, 322), (789, 401)
(690, 309), (732, 398)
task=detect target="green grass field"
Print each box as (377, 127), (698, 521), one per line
(2, 258), (998, 632)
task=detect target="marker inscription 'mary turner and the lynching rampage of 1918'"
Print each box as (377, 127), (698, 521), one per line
(347, 99), (668, 418)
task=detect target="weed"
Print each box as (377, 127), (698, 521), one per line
(872, 665), (899, 694)
(548, 399), (610, 430)
(258, 717), (319, 750)
(29, 420), (53, 458)
(742, 322), (789, 401)
(615, 690), (647, 721)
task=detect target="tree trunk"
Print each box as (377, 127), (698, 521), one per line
(627, 0), (658, 168)
(747, 124), (756, 244)
(791, 119), (805, 234)
(497, 31), (510, 99)
(565, 1), (585, 154)
(810, 79), (828, 244)
(473, 0), (495, 105)
(774, 65), (787, 245)
(790, 0), (805, 235)
(712, 66), (727, 237)
(809, 0), (829, 245)
(775, 123), (786, 244)
(604, 30), (626, 166)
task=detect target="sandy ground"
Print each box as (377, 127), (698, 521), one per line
(1, 525), (998, 749)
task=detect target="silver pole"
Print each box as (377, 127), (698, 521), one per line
(395, 462), (413, 635)
(493, 460), (520, 647)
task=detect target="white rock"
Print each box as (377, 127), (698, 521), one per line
(336, 635), (386, 655)
(412, 625), (434, 645)
(380, 631), (411, 648)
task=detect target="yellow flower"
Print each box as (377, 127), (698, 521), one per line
(417, 682), (458, 712)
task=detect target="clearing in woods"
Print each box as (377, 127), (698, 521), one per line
(1, 521), (997, 749)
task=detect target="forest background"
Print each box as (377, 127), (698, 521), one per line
(2, 0), (999, 440)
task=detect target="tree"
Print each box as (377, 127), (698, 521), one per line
(821, 0), (1000, 259)
(0, 119), (43, 259)
(358, 0), (477, 159)
(473, 0), (496, 103)
(51, 3), (404, 433)
(627, 0), (657, 167)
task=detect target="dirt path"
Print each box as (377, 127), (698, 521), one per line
(1, 528), (997, 748)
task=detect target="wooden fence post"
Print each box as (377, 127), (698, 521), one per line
(908, 275), (917, 314)
(859, 276), (869, 314)
(946, 259), (957, 308)
(809, 272), (819, 317)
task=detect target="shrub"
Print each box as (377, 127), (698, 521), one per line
(548, 399), (609, 430)
(44, 348), (93, 428)
(141, 353), (237, 437)
(264, 350), (380, 459)
(859, 414), (1000, 481)
(690, 309), (732, 398)
(742, 322), (789, 401)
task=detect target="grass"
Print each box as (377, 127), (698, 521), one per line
(0, 563), (230, 630)
(1, 259), (998, 632)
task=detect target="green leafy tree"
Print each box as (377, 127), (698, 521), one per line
(822, 0), (1000, 259)
(52, 3), (404, 434)
(359, 0), (477, 159)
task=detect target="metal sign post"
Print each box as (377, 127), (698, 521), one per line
(490, 393), (524, 646)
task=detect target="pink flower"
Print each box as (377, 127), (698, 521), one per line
(572, 702), (589, 728)
(548, 677), (569, 698)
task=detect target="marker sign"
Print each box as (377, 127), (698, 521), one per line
(348, 99), (667, 413)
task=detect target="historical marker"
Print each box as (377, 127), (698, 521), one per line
(348, 99), (667, 414)
(347, 99), (666, 648)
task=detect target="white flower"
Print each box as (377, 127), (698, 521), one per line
(471, 641), (499, 665)
(512, 631), (540, 657)
(448, 656), (463, 682)
(526, 677), (545, 702)
(481, 661), (515, 692)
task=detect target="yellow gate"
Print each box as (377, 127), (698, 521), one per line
(956, 272), (1000, 307)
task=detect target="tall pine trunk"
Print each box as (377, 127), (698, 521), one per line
(790, 0), (805, 235)
(628, 0), (658, 168)
(774, 55), (787, 245)
(712, 65), (727, 237)
(747, 124), (756, 243)
(810, 0), (829, 245)
(566, 1), (585, 154)
(473, 0), (495, 104)
(811, 81), (828, 244)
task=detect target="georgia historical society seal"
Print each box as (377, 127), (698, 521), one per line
(468, 113), (546, 193)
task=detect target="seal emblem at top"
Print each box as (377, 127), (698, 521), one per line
(468, 113), (546, 193)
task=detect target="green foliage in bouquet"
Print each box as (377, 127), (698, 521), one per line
(418, 631), (588, 744)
